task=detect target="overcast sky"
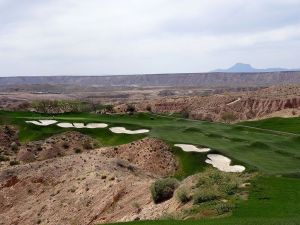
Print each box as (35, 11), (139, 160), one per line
(0, 0), (300, 76)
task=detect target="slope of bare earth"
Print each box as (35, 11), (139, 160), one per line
(0, 138), (177, 225)
(122, 85), (300, 122)
(17, 131), (98, 163)
(100, 138), (177, 177)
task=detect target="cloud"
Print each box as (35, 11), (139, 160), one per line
(0, 0), (299, 76)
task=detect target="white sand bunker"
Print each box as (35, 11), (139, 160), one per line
(205, 154), (245, 173)
(57, 122), (74, 128)
(109, 127), (149, 134)
(227, 97), (241, 106)
(174, 144), (210, 153)
(26, 120), (57, 126)
(73, 123), (108, 128)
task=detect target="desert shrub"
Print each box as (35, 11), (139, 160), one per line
(180, 109), (190, 118)
(146, 105), (152, 112)
(62, 142), (70, 149)
(222, 182), (238, 195)
(105, 105), (115, 113)
(221, 112), (238, 123)
(176, 188), (191, 204)
(126, 104), (136, 114)
(193, 190), (218, 204)
(151, 178), (179, 204)
(215, 202), (234, 215)
(9, 160), (20, 166)
(0, 155), (9, 161)
(74, 148), (82, 154)
(10, 142), (19, 152)
(82, 141), (93, 150)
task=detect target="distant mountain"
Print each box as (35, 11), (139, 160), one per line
(213, 63), (297, 73)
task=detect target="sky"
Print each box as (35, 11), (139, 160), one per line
(0, 0), (300, 76)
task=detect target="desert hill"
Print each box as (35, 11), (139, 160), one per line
(1, 71), (300, 88)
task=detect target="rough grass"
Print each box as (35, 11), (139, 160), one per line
(240, 117), (300, 134)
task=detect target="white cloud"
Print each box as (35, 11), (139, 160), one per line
(0, 0), (299, 76)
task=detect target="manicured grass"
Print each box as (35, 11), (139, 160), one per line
(240, 117), (300, 134)
(1, 111), (300, 175)
(105, 176), (300, 225)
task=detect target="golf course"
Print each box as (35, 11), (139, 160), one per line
(0, 110), (300, 225)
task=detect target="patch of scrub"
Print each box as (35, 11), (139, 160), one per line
(205, 154), (245, 173)
(73, 123), (108, 128)
(26, 120), (57, 126)
(174, 144), (210, 153)
(57, 122), (74, 128)
(109, 127), (149, 134)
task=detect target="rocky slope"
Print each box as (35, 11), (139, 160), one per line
(121, 85), (300, 122)
(101, 138), (177, 177)
(17, 131), (98, 163)
(0, 137), (178, 225)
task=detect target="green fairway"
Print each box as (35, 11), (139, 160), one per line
(240, 117), (300, 134)
(1, 111), (300, 175)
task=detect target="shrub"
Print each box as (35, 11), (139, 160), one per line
(215, 202), (234, 215)
(180, 109), (189, 118)
(74, 148), (82, 154)
(82, 141), (93, 150)
(222, 182), (238, 195)
(221, 112), (238, 123)
(176, 189), (191, 204)
(10, 142), (19, 152)
(9, 160), (20, 166)
(151, 178), (179, 204)
(126, 104), (136, 114)
(193, 190), (218, 204)
(0, 155), (9, 161)
(62, 142), (70, 149)
(146, 105), (152, 112)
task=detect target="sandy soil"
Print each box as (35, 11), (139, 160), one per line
(26, 120), (57, 126)
(57, 122), (74, 128)
(109, 127), (149, 134)
(226, 97), (241, 106)
(205, 154), (245, 173)
(174, 144), (210, 153)
(26, 121), (108, 129)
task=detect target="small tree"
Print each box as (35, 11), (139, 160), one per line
(105, 105), (114, 113)
(221, 112), (237, 123)
(180, 108), (189, 118)
(126, 104), (136, 115)
(146, 105), (152, 112)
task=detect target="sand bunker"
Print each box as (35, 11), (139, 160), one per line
(26, 120), (57, 126)
(73, 123), (108, 128)
(174, 144), (210, 153)
(57, 122), (74, 128)
(205, 154), (245, 173)
(26, 120), (108, 129)
(109, 127), (149, 134)
(227, 97), (241, 106)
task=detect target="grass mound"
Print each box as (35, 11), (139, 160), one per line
(249, 141), (270, 149)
